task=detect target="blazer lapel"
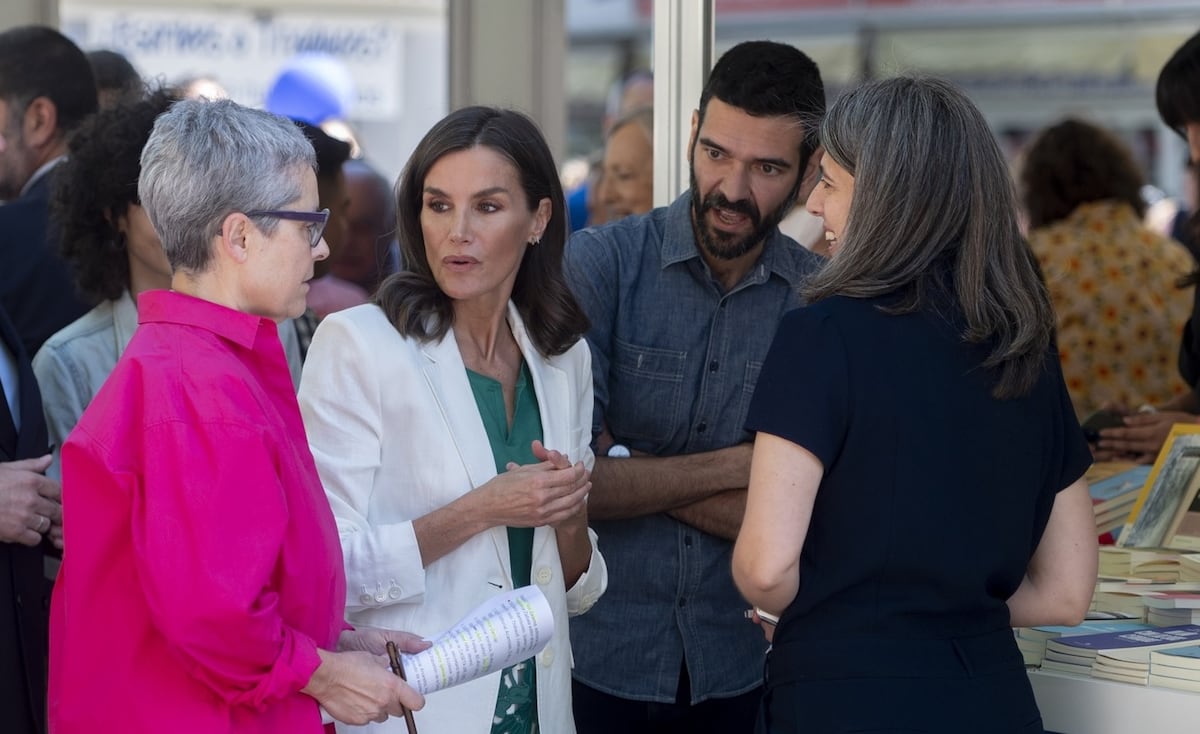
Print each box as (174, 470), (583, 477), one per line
(418, 328), (511, 578)
(14, 354), (48, 460)
(418, 329), (498, 491)
(508, 304), (569, 564)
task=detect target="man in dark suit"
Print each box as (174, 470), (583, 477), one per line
(0, 301), (61, 734)
(0, 26), (98, 355)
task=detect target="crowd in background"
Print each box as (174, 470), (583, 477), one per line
(1, 18), (1200, 734)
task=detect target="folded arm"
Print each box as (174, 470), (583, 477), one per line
(587, 443), (752, 520)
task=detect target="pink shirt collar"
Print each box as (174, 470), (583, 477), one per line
(136, 289), (275, 351)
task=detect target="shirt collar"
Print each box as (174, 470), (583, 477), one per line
(659, 190), (817, 287)
(136, 290), (276, 350)
(20, 156), (65, 197)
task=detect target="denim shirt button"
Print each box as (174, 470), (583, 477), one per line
(677, 598), (687, 607)
(697, 421), (708, 434)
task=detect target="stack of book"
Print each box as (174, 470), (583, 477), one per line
(1087, 464), (1151, 536)
(1015, 620), (1152, 666)
(1180, 554), (1200, 582)
(1149, 645), (1200, 691)
(1143, 591), (1200, 627)
(1098, 547), (1182, 582)
(1088, 580), (1200, 621)
(1041, 624), (1200, 680)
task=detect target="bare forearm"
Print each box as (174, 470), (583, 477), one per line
(1007, 573), (1090, 628)
(667, 489), (746, 541)
(587, 444), (752, 520)
(733, 558), (799, 614)
(554, 514), (592, 588)
(1008, 480), (1096, 628)
(412, 496), (492, 568)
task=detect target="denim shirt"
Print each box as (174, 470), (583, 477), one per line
(564, 193), (822, 703)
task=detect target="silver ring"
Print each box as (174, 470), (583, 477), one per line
(37, 516), (50, 534)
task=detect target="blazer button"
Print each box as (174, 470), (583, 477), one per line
(359, 593), (374, 606)
(539, 646), (554, 667)
(374, 592), (386, 603)
(535, 567), (553, 585)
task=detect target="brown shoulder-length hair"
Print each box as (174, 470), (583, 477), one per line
(1020, 118), (1146, 230)
(376, 106), (588, 356)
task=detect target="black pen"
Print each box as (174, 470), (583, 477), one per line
(385, 641), (419, 734)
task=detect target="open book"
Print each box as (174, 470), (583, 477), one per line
(401, 585), (554, 695)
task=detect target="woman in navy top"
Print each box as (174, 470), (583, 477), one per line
(732, 77), (1099, 733)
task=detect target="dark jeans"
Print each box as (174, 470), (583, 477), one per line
(573, 662), (762, 734)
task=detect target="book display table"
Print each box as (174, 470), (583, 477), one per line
(1029, 669), (1200, 733)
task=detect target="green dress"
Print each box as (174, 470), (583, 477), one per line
(465, 361), (541, 734)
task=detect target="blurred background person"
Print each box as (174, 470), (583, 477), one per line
(1020, 117), (1194, 420)
(296, 120), (368, 319)
(603, 69), (654, 132)
(36, 91), (312, 482)
(734, 76), (1097, 733)
(86, 49), (144, 110)
(0, 296), (60, 734)
(595, 106), (653, 223)
(566, 69), (653, 233)
(0, 25), (97, 355)
(1098, 28), (1200, 462)
(778, 170), (832, 257)
(299, 105), (606, 733)
(172, 73), (229, 101)
(266, 52), (364, 159)
(49, 98), (426, 733)
(1169, 158), (1199, 260)
(330, 158), (400, 295)
(566, 151), (605, 233)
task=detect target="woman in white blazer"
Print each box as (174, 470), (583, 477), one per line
(299, 106), (607, 734)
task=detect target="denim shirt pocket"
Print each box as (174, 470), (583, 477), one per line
(737, 360), (764, 439)
(608, 337), (686, 444)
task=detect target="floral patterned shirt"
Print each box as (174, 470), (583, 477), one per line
(1029, 200), (1194, 418)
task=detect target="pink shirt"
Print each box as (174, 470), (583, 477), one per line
(49, 291), (347, 733)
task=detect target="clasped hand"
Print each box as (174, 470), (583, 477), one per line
(478, 440), (591, 528)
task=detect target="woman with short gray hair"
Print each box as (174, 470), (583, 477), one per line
(49, 98), (426, 733)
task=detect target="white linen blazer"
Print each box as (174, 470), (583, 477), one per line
(298, 302), (607, 734)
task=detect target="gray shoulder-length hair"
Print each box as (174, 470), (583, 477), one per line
(138, 98), (317, 274)
(804, 76), (1053, 400)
